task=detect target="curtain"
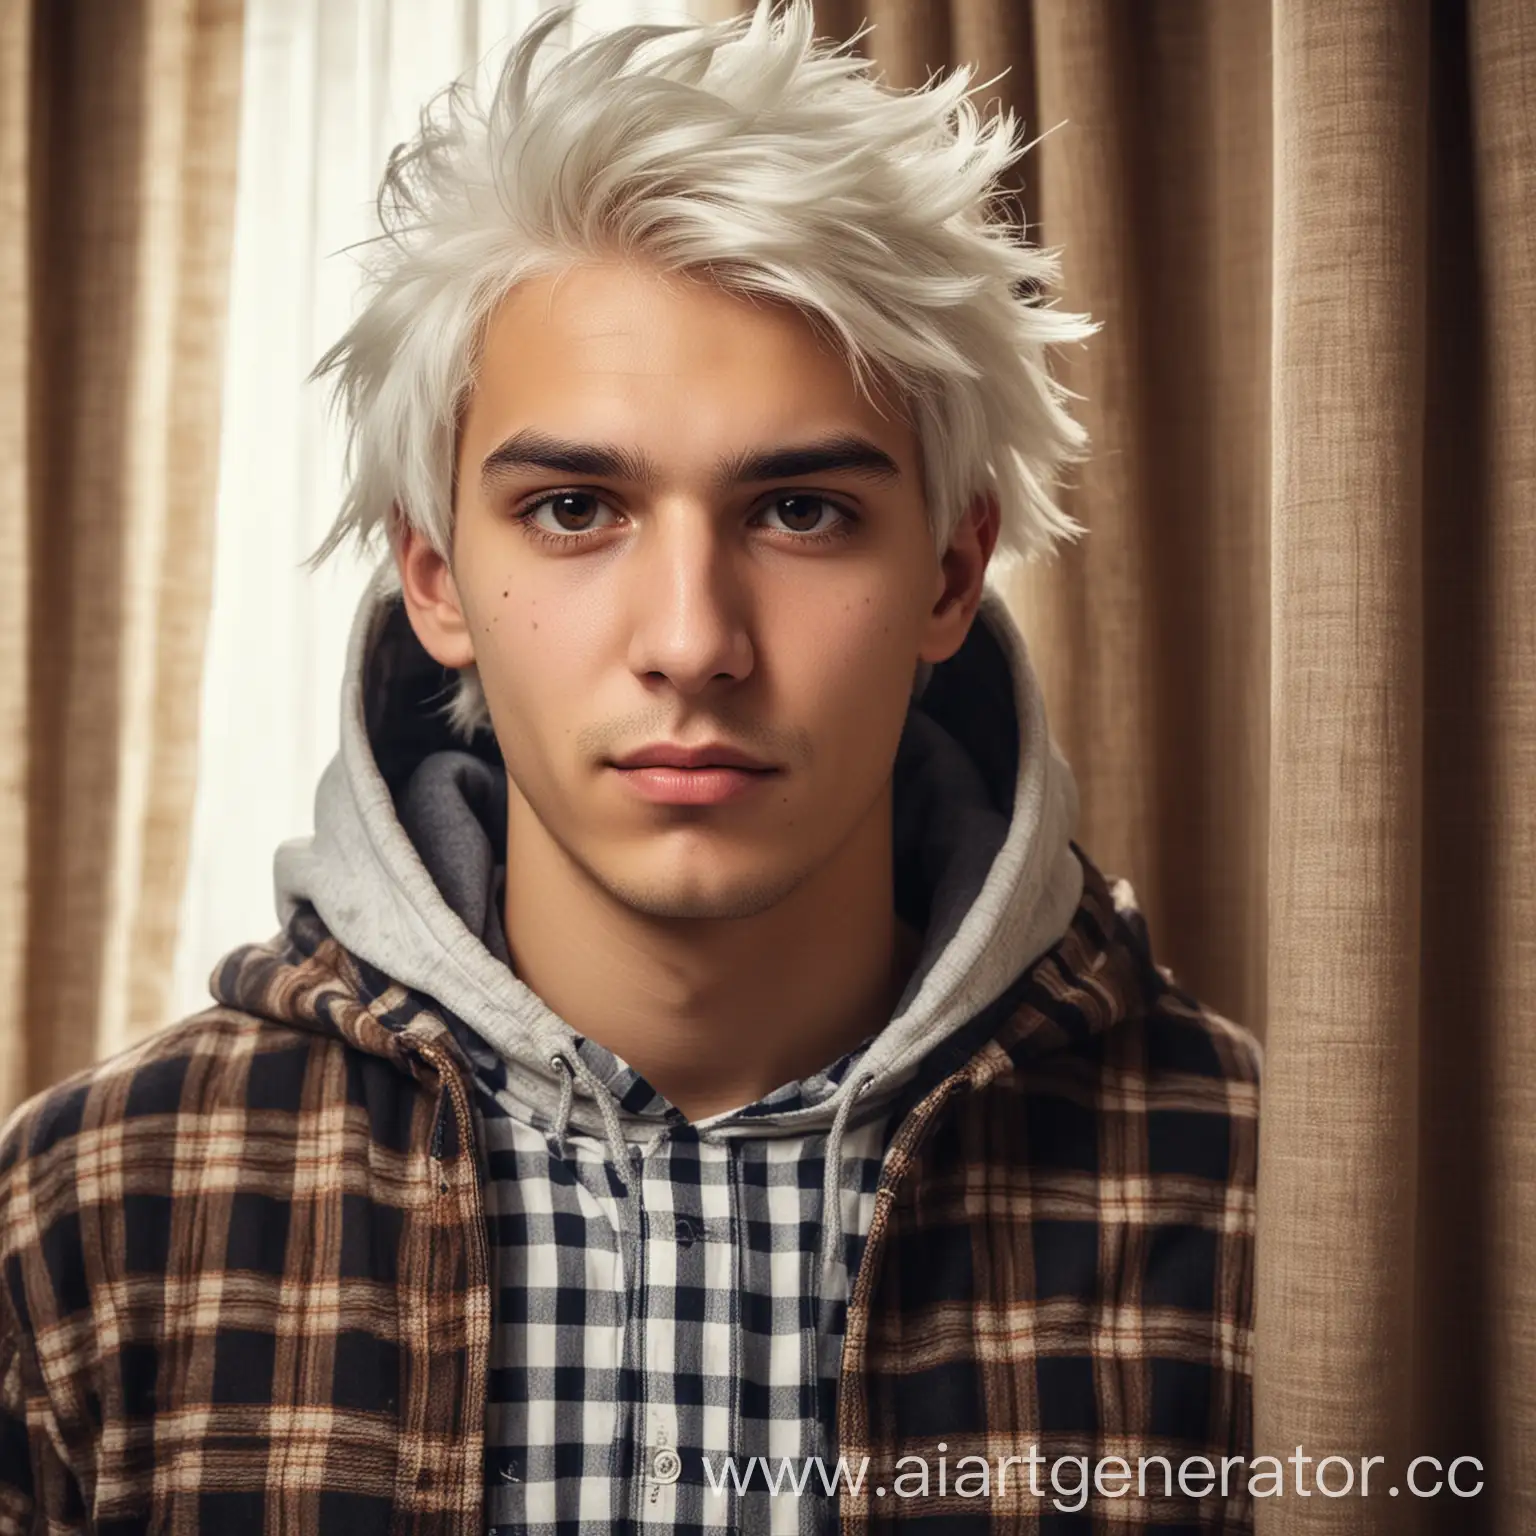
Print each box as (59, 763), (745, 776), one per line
(168, 0), (709, 1025)
(0, 0), (245, 1116)
(691, 0), (1532, 1529)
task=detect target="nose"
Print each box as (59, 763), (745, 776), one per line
(624, 507), (754, 696)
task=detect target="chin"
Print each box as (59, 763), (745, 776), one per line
(598, 861), (803, 923)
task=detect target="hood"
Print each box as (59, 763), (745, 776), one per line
(259, 559), (1086, 1145)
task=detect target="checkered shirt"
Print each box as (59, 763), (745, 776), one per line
(440, 1008), (896, 1536)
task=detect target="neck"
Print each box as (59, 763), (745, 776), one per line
(501, 777), (921, 1121)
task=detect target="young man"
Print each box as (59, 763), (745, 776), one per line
(0, 4), (1258, 1532)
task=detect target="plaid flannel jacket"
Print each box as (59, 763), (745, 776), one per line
(0, 849), (1259, 1534)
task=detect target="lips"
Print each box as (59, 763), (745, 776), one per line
(610, 742), (775, 772)
(607, 741), (780, 808)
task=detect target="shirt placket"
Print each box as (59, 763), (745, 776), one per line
(634, 1129), (737, 1529)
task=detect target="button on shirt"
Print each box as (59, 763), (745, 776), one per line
(443, 997), (897, 1536)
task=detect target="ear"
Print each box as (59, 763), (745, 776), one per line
(393, 515), (477, 669)
(918, 491), (1000, 664)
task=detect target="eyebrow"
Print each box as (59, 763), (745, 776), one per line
(479, 428), (903, 496)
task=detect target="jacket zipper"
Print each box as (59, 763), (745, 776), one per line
(837, 1071), (969, 1534)
(407, 1036), (492, 1530)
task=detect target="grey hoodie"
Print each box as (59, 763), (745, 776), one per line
(273, 559), (1084, 1150)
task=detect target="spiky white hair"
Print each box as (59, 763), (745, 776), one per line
(308, 0), (1097, 738)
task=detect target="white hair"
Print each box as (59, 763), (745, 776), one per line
(308, 0), (1098, 739)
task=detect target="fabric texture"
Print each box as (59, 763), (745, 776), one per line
(0, 847), (1258, 1534)
(0, 0), (245, 1111)
(449, 1017), (892, 1535)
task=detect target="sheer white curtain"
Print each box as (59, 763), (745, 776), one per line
(172, 0), (706, 1021)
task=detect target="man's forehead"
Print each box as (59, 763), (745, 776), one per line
(480, 261), (842, 364)
(463, 264), (920, 474)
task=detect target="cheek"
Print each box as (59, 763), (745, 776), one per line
(468, 585), (601, 724)
(778, 596), (919, 744)
(821, 590), (918, 675)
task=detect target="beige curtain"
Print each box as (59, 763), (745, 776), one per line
(0, 0), (244, 1115)
(691, 0), (1535, 1528)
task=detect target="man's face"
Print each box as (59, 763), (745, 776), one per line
(415, 259), (980, 921)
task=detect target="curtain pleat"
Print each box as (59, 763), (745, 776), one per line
(1260, 1), (1429, 1526)
(1465, 0), (1536, 1521)
(0, 0), (243, 1113)
(0, 4), (33, 1118)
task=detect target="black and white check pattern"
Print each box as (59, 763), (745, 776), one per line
(443, 1010), (894, 1536)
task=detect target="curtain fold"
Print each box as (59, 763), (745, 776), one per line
(753, 0), (1532, 1527)
(0, 0), (244, 1113)
(1452, 0), (1534, 1517)
(0, 2), (32, 1119)
(1262, 0), (1428, 1522)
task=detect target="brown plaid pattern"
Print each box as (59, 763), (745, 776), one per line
(838, 860), (1259, 1533)
(0, 913), (492, 1535)
(0, 849), (1257, 1534)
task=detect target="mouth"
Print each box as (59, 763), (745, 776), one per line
(609, 763), (780, 807)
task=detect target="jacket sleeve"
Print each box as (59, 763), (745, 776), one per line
(0, 1114), (87, 1536)
(1, 1297), (94, 1536)
(0, 1327), (36, 1536)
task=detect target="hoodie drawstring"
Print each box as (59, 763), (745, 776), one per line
(819, 1069), (876, 1293)
(814, 1067), (877, 1470)
(549, 1050), (637, 1187)
(550, 1053), (575, 1159)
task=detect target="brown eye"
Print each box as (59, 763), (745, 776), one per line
(514, 492), (620, 544)
(760, 495), (847, 536)
(539, 493), (602, 531)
